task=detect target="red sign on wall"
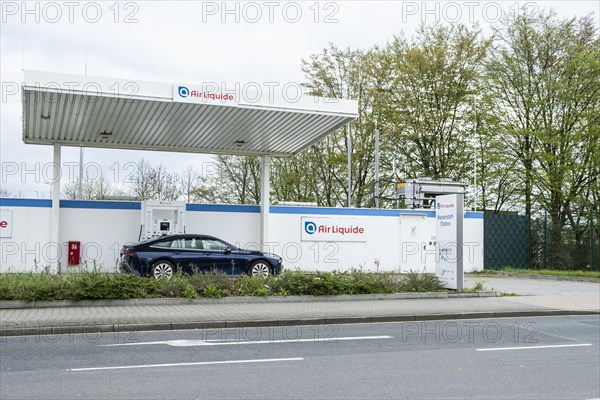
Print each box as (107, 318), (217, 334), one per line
(0, 209), (12, 238)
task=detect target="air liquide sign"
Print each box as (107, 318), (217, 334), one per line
(435, 194), (464, 290)
(301, 217), (366, 242)
(0, 209), (12, 238)
(173, 84), (237, 107)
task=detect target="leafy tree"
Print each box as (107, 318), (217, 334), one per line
(293, 43), (380, 207)
(271, 153), (318, 204)
(471, 91), (521, 212)
(487, 10), (599, 267)
(192, 7), (599, 269)
(377, 24), (491, 187)
(211, 155), (261, 204)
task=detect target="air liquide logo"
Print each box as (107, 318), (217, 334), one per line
(178, 86), (190, 98)
(301, 217), (366, 242)
(304, 221), (317, 235)
(0, 209), (12, 238)
(174, 84), (235, 104)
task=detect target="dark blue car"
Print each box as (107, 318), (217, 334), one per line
(119, 234), (283, 279)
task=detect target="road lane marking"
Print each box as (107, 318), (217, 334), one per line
(102, 335), (394, 347)
(68, 357), (304, 372)
(476, 343), (593, 352)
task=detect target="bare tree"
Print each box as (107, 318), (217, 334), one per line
(63, 173), (115, 200)
(128, 159), (181, 201)
(130, 159), (154, 200)
(179, 166), (216, 203)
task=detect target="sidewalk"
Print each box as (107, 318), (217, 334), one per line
(1, 282), (598, 336)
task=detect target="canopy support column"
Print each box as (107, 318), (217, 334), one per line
(260, 155), (271, 251)
(51, 143), (61, 272)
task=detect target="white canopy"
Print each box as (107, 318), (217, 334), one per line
(22, 70), (358, 157)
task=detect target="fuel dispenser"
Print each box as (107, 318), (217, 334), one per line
(140, 200), (186, 240)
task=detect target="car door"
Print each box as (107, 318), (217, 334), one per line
(152, 237), (201, 273)
(172, 236), (210, 274)
(199, 237), (240, 275)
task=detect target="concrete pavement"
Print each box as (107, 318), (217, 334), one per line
(1, 276), (598, 336)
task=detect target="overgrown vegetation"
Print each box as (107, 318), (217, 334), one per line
(467, 270), (499, 276)
(0, 270), (447, 301)
(469, 268), (600, 278)
(464, 281), (486, 292)
(500, 268), (600, 279)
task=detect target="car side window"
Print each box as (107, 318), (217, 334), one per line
(170, 239), (187, 249)
(166, 238), (200, 249)
(153, 240), (172, 248)
(201, 239), (228, 251)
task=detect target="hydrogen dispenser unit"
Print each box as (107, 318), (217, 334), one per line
(140, 200), (186, 240)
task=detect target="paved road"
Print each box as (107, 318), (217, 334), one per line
(465, 276), (600, 312)
(465, 276), (600, 295)
(1, 315), (598, 399)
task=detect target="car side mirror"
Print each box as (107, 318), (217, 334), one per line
(224, 247), (232, 254)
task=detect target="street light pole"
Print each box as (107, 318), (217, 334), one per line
(591, 205), (595, 271)
(544, 210), (548, 270)
(347, 124), (352, 208)
(78, 147), (84, 199)
(473, 108), (478, 211)
(374, 121), (380, 209)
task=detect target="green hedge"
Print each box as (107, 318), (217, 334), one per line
(0, 270), (445, 301)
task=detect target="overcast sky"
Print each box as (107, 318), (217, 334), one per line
(1, 1), (598, 198)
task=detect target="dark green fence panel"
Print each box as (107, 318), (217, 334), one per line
(484, 213), (529, 270)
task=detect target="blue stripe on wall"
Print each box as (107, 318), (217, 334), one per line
(186, 204), (260, 213)
(464, 211), (484, 219)
(0, 198), (52, 207)
(270, 206), (435, 217)
(60, 200), (141, 210)
(0, 198), (484, 218)
(0, 198), (141, 210)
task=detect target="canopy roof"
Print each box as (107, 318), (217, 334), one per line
(22, 70), (358, 157)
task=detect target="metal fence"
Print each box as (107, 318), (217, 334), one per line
(530, 210), (598, 271)
(484, 210), (598, 271)
(484, 213), (529, 270)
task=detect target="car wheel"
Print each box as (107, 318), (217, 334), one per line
(151, 260), (175, 279)
(248, 260), (271, 277)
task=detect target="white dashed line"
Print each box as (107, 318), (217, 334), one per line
(476, 343), (593, 352)
(68, 357), (304, 372)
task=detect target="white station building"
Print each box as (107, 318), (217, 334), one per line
(0, 70), (484, 274)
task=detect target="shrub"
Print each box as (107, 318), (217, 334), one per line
(150, 273), (195, 298)
(202, 283), (222, 298)
(0, 269), (446, 301)
(399, 270), (444, 292)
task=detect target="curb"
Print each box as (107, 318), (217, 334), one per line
(0, 291), (500, 309)
(1, 310), (598, 337)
